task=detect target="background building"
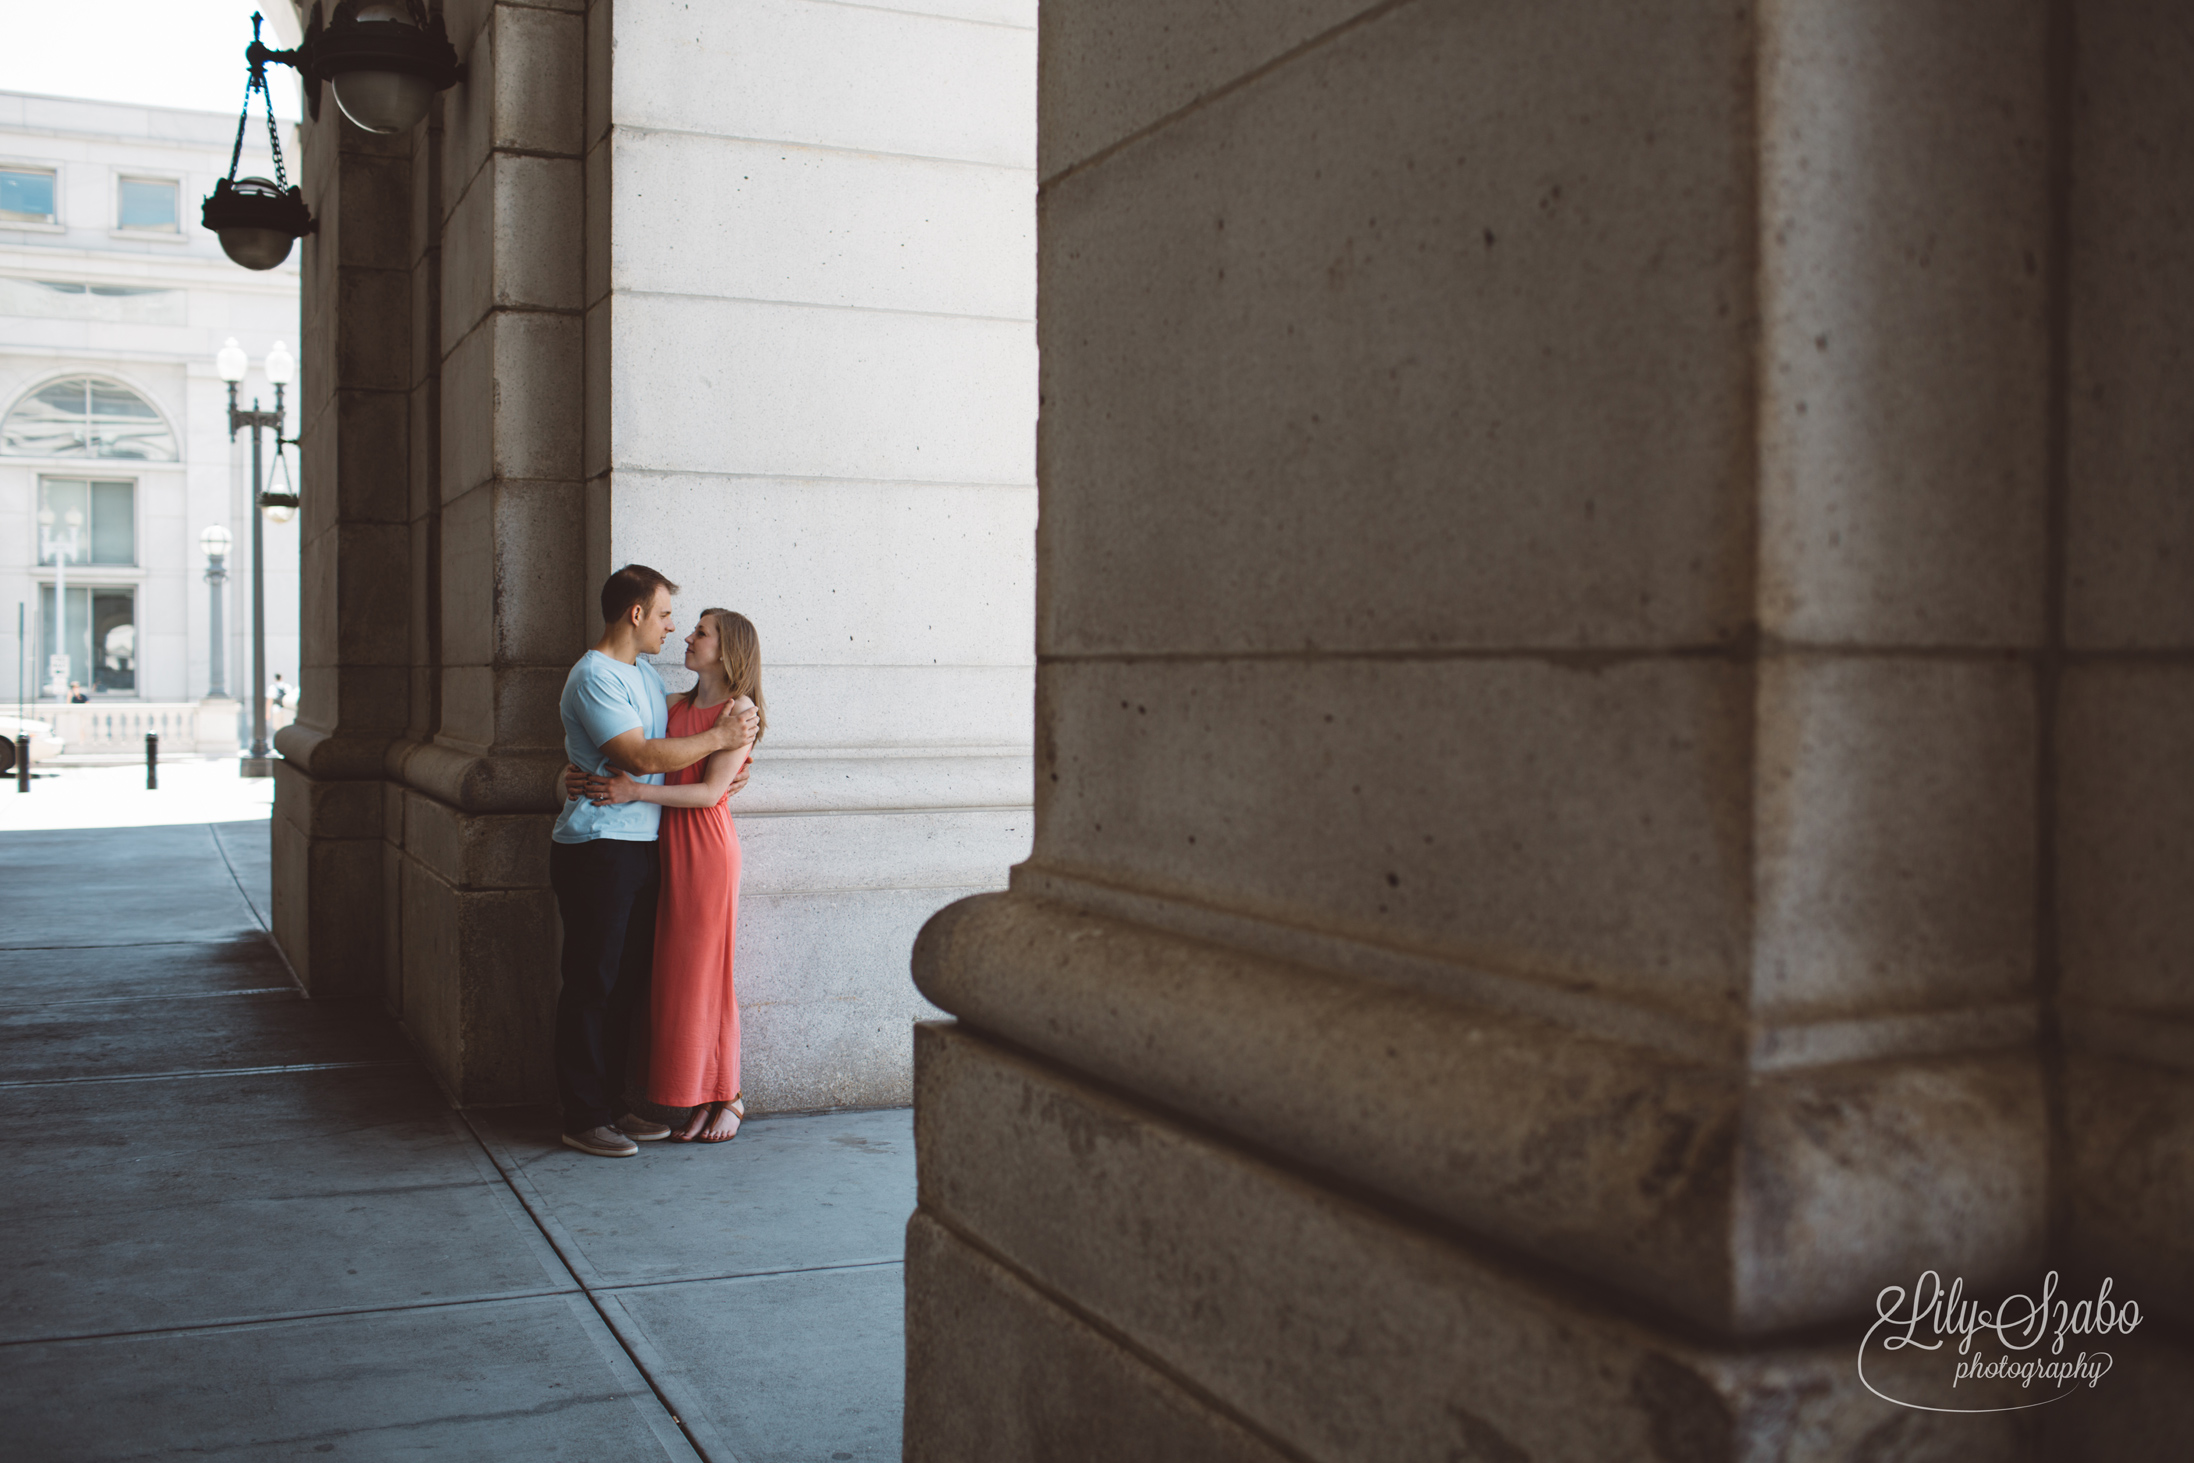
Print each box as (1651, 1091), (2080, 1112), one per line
(0, 89), (299, 718)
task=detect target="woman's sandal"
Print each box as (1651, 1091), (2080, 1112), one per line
(693, 1096), (746, 1144)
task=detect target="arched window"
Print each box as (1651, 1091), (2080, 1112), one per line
(2, 376), (176, 461)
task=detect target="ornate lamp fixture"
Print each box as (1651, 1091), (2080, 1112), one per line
(201, 13), (313, 269)
(202, 6), (465, 269)
(302, 1), (466, 136)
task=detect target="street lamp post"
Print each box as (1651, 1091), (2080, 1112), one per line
(201, 525), (233, 698)
(218, 337), (295, 777)
(36, 504), (83, 700)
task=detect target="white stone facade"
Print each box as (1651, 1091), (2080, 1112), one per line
(601, 0), (1037, 1109)
(0, 90), (300, 713)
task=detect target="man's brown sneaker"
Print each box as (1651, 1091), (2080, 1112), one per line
(617, 1113), (672, 1142)
(562, 1125), (639, 1158)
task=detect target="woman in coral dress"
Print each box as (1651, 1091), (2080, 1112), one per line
(582, 608), (764, 1143)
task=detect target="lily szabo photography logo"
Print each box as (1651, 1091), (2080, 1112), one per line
(1859, 1271), (2141, 1413)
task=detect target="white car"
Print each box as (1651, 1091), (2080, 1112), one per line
(0, 715), (65, 763)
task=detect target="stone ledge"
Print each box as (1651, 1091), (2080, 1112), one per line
(273, 723), (398, 781)
(912, 1023), (2050, 1459)
(913, 893), (2045, 1336)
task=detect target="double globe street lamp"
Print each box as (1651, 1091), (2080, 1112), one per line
(218, 338), (297, 777)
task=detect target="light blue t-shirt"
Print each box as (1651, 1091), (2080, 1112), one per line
(551, 651), (668, 844)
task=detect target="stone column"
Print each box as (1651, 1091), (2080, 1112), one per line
(907, 1), (2180, 1457)
(381, 0), (588, 1103)
(2054, 1), (2194, 1454)
(272, 103), (412, 999)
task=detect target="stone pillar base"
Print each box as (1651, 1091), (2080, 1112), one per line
(271, 760), (384, 999)
(906, 1021), (2126, 1463)
(384, 776), (560, 1107)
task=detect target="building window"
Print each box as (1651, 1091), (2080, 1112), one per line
(0, 166), (57, 224)
(2, 377), (176, 460)
(117, 177), (178, 232)
(39, 477), (136, 566)
(42, 585), (136, 696)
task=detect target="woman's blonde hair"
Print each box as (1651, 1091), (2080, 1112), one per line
(691, 607), (766, 742)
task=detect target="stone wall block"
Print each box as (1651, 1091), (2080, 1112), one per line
(406, 379), (437, 524)
(585, 0), (611, 148)
(439, 161), (495, 343)
(904, 1213), (1297, 1463)
(438, 664), (567, 754)
(582, 296), (609, 478)
(324, 666), (412, 741)
(612, 0), (1033, 168)
(443, 155), (585, 342)
(733, 881), (982, 1113)
(402, 788), (554, 891)
(2058, 663), (2194, 1020)
(333, 267), (412, 393)
(332, 388), (410, 523)
(399, 856), (560, 1105)
(1039, 0), (1364, 178)
(273, 809), (384, 1000)
(441, 0), (495, 208)
(612, 475), (1036, 668)
(2063, 1054), (2194, 1327)
(438, 484), (494, 666)
(1038, 0), (1756, 657)
(492, 666), (575, 752)
(437, 664), (496, 750)
(1757, 0), (2051, 648)
(441, 311), (582, 498)
(612, 129), (1036, 320)
(272, 758), (385, 841)
(492, 2), (587, 157)
(298, 524), (341, 690)
(491, 480), (587, 662)
(614, 292), (1033, 486)
(2066, 0), (2194, 649)
(490, 310), (584, 482)
(583, 139), (609, 307)
(1031, 656), (1756, 1021)
(331, 524), (414, 667)
(1751, 655), (2037, 1021)
(333, 147), (413, 271)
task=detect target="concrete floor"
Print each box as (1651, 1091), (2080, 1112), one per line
(0, 818), (911, 1461)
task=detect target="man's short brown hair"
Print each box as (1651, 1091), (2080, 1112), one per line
(600, 564), (679, 626)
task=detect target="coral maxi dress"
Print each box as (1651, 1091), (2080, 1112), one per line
(648, 696), (746, 1110)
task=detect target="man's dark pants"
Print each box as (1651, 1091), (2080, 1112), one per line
(550, 837), (659, 1135)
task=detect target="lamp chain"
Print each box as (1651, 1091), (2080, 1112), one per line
(224, 12), (290, 192)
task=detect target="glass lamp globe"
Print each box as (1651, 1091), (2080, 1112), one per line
(331, 4), (438, 135)
(65, 508), (83, 529)
(263, 500), (297, 525)
(265, 341), (294, 387)
(201, 524), (234, 558)
(216, 337), (248, 383)
(38, 507), (54, 527)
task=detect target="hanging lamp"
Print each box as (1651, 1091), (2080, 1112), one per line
(201, 13), (314, 270)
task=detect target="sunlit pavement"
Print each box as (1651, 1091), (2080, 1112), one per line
(0, 752), (275, 832)
(0, 790), (909, 1460)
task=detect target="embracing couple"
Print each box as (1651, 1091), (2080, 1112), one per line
(550, 564), (766, 1159)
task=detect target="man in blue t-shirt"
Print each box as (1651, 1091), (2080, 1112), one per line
(550, 564), (757, 1158)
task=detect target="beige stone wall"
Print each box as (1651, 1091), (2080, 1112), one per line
(908, 0), (2192, 1457)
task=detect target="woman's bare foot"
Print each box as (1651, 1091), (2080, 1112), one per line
(673, 1105), (709, 1142)
(693, 1098), (745, 1144)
